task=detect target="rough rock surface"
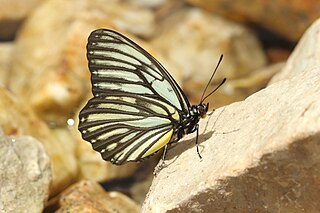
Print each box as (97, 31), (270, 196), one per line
(0, 131), (51, 213)
(56, 180), (140, 213)
(142, 20), (320, 212)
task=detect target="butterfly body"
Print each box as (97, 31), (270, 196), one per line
(173, 103), (208, 141)
(78, 29), (211, 165)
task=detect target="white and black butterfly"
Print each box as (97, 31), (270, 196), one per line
(78, 29), (225, 165)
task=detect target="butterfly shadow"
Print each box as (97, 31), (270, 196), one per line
(160, 106), (238, 167)
(161, 129), (214, 165)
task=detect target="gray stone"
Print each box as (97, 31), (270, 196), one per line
(0, 131), (51, 213)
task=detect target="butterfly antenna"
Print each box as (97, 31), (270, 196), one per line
(199, 54), (224, 104)
(200, 78), (226, 104)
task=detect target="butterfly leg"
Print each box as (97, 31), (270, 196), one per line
(162, 144), (169, 161)
(153, 145), (169, 176)
(196, 124), (202, 159)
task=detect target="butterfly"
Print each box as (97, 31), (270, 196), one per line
(78, 29), (225, 165)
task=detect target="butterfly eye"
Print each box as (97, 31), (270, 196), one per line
(199, 104), (208, 118)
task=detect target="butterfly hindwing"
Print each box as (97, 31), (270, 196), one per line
(79, 94), (178, 164)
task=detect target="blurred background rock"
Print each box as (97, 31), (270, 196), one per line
(0, 0), (319, 212)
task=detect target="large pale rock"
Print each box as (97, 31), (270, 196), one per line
(0, 88), (77, 196)
(142, 30), (320, 213)
(9, 0), (155, 125)
(151, 8), (267, 105)
(0, 0), (42, 40)
(270, 18), (320, 84)
(56, 180), (140, 213)
(0, 131), (51, 213)
(187, 0), (320, 41)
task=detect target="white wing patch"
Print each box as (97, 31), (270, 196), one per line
(94, 82), (154, 95)
(93, 69), (143, 83)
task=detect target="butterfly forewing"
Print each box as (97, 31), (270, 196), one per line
(79, 29), (192, 164)
(87, 29), (190, 113)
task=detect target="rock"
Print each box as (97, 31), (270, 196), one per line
(0, 131), (51, 213)
(55, 180), (140, 213)
(142, 25), (320, 212)
(265, 47), (291, 64)
(126, 0), (185, 21)
(128, 159), (158, 204)
(71, 103), (141, 182)
(126, 0), (168, 8)
(76, 135), (140, 182)
(0, 88), (78, 196)
(8, 0), (155, 125)
(185, 62), (284, 108)
(220, 62), (285, 102)
(0, 0), (42, 40)
(0, 42), (13, 87)
(151, 8), (267, 105)
(187, 0), (320, 41)
(270, 18), (320, 84)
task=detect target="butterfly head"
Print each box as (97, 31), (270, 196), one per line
(198, 103), (209, 119)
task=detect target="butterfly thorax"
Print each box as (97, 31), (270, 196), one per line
(173, 103), (208, 141)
